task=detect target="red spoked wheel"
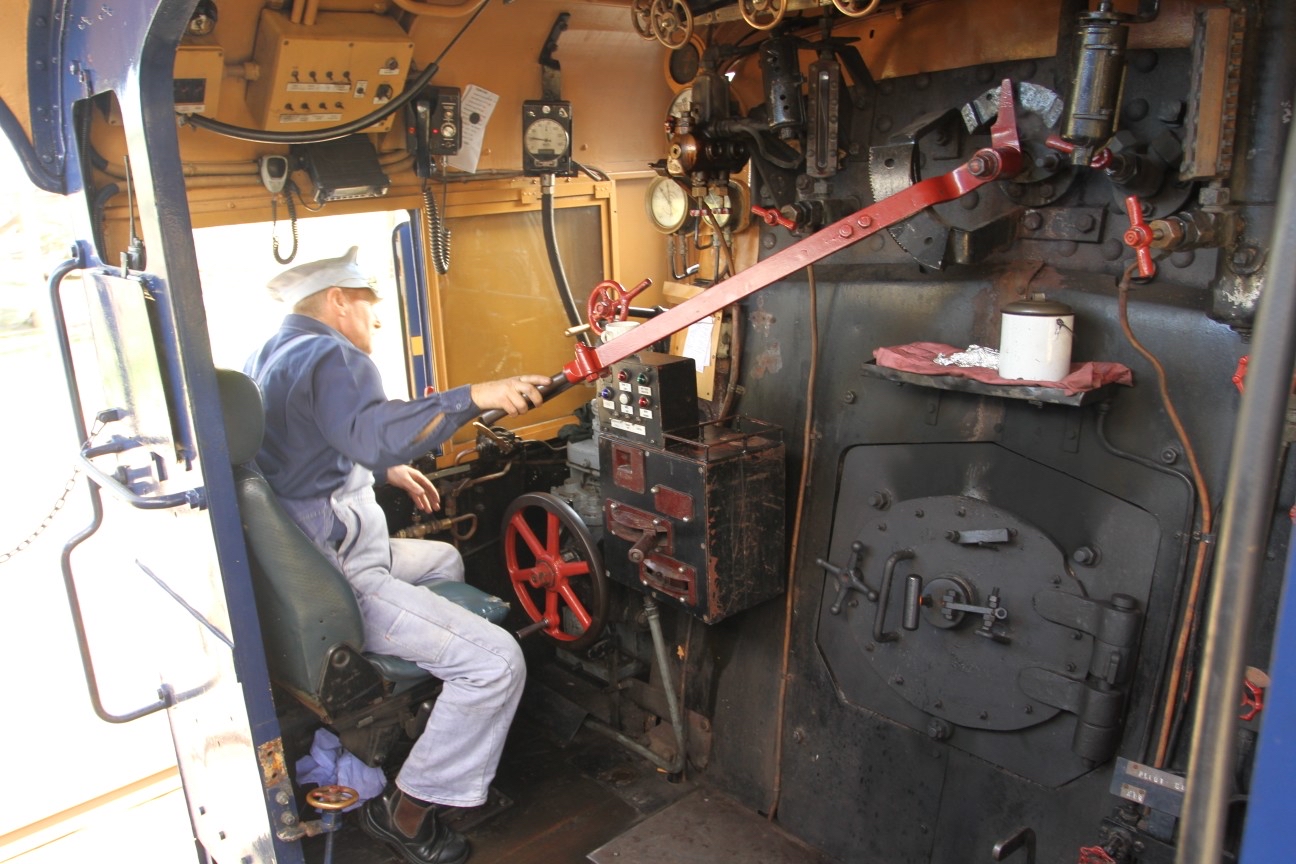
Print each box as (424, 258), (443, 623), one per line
(586, 277), (652, 334)
(503, 492), (608, 651)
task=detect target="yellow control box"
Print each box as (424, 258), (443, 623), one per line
(246, 10), (415, 133)
(173, 42), (224, 115)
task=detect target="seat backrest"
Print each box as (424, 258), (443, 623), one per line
(216, 369), (368, 704)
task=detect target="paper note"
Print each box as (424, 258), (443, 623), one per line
(447, 84), (499, 174)
(681, 317), (715, 370)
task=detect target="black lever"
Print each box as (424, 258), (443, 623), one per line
(477, 371), (572, 428)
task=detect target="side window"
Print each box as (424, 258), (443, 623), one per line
(193, 211), (412, 398)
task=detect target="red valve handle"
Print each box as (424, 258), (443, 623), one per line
(1044, 134), (1113, 169)
(586, 277), (652, 333)
(751, 204), (796, 231)
(1122, 195), (1157, 279)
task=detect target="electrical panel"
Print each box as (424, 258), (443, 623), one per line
(173, 43), (224, 115)
(595, 352), (697, 446)
(599, 417), (786, 624)
(245, 10), (414, 133)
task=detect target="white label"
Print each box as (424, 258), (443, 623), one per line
(447, 84), (499, 174)
(601, 399), (614, 410)
(611, 418), (646, 436)
(619, 381), (632, 392)
(636, 385), (652, 396)
(619, 404), (634, 415)
(286, 82), (350, 93)
(279, 113), (343, 123)
(639, 409), (654, 420)
(378, 67), (401, 76)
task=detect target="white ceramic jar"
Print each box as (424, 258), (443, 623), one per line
(998, 297), (1074, 382)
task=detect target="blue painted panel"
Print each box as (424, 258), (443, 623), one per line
(1240, 520), (1296, 862)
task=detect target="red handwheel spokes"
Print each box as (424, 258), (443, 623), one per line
(586, 278), (652, 334)
(503, 492), (607, 650)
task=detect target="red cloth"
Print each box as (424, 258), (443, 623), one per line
(874, 342), (1134, 396)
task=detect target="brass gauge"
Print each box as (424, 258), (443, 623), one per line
(645, 176), (693, 234)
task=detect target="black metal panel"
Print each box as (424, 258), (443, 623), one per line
(600, 417), (786, 623)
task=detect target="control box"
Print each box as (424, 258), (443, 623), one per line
(246, 10), (414, 133)
(596, 352), (697, 446)
(173, 43), (224, 115)
(410, 87), (462, 176)
(599, 417), (786, 623)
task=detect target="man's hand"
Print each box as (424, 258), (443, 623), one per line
(386, 464), (440, 513)
(470, 375), (552, 417)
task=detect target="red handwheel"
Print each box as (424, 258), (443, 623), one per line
(503, 492), (608, 650)
(586, 277), (652, 334)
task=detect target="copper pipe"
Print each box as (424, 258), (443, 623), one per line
(1116, 262), (1215, 768)
(768, 263), (819, 821)
(303, 0), (322, 26)
(290, 0), (306, 24)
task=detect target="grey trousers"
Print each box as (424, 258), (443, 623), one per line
(291, 465), (526, 807)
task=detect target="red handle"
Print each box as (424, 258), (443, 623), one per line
(1122, 195), (1157, 279)
(751, 204), (796, 230)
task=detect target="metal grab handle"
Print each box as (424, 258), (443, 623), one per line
(991, 826), (1036, 864)
(79, 442), (206, 510)
(872, 549), (916, 643)
(49, 249), (167, 724)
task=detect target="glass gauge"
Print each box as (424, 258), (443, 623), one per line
(667, 87), (693, 132)
(645, 176), (693, 234)
(699, 180), (752, 233)
(524, 117), (570, 156)
(700, 189), (731, 228)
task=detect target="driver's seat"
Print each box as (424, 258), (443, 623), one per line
(216, 368), (508, 765)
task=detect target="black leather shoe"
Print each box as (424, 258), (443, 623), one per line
(359, 789), (470, 864)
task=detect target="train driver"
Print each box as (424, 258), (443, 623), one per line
(246, 246), (550, 864)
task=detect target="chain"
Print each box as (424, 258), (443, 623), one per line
(0, 468), (80, 565)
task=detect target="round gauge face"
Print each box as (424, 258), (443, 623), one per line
(645, 176), (691, 234)
(524, 118), (570, 156)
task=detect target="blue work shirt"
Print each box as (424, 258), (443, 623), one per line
(245, 314), (477, 501)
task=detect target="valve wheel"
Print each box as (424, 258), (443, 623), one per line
(630, 0), (654, 40)
(586, 277), (651, 334)
(739, 0), (786, 31)
(650, 0), (693, 49)
(305, 785), (359, 812)
(503, 492), (608, 651)
(830, 0), (881, 18)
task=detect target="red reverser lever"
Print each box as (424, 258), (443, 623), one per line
(1122, 195), (1157, 279)
(475, 80), (1029, 427)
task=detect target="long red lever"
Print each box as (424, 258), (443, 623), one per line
(561, 79), (1026, 383)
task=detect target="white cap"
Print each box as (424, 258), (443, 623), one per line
(267, 246), (377, 306)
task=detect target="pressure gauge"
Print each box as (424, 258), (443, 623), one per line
(522, 100), (573, 176)
(666, 87), (693, 134)
(645, 176), (693, 234)
(696, 179), (752, 234)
